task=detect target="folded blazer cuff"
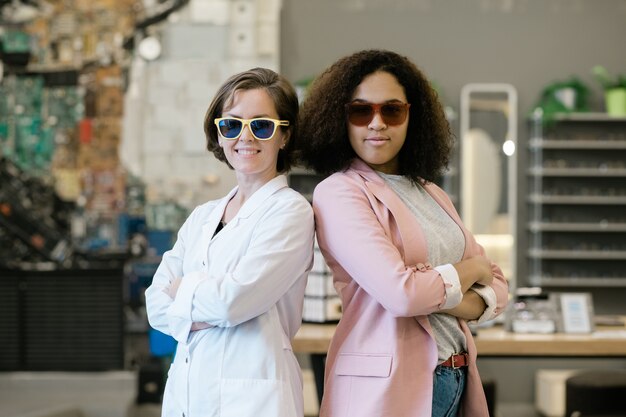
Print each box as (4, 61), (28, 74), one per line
(468, 284), (498, 324)
(434, 263), (462, 310)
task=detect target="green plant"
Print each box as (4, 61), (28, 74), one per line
(531, 77), (590, 125)
(592, 66), (626, 90)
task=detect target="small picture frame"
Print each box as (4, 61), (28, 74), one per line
(553, 292), (595, 334)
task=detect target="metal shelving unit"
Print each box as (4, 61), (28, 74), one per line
(527, 112), (626, 288)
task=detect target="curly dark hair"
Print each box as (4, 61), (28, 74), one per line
(204, 67), (299, 173)
(297, 49), (453, 183)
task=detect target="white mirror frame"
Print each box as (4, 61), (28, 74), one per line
(460, 83), (518, 286)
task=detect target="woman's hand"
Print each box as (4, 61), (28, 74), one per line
(165, 276), (183, 299)
(454, 255), (493, 292)
(440, 290), (487, 320)
(190, 322), (213, 331)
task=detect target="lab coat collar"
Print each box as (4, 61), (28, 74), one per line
(199, 175), (288, 254)
(235, 174), (289, 219)
(201, 174), (288, 228)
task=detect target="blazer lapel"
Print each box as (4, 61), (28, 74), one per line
(351, 159), (428, 266)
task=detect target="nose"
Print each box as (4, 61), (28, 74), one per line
(368, 110), (387, 130)
(239, 123), (254, 141)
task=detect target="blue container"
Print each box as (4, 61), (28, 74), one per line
(127, 261), (160, 305)
(147, 230), (174, 256)
(149, 328), (177, 357)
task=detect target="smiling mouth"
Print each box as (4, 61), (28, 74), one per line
(236, 149), (260, 155)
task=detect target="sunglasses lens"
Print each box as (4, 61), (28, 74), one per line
(381, 104), (409, 125)
(347, 103), (409, 126)
(347, 104), (375, 126)
(250, 119), (276, 139)
(218, 119), (243, 138)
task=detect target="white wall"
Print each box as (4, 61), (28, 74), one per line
(121, 0), (282, 209)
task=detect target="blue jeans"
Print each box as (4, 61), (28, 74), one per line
(432, 365), (467, 417)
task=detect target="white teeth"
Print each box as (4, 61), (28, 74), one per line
(237, 150), (258, 155)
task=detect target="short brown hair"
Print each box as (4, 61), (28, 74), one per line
(297, 49), (453, 183)
(204, 67), (299, 173)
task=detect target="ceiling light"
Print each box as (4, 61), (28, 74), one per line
(137, 36), (161, 61)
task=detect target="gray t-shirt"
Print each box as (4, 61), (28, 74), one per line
(378, 172), (467, 362)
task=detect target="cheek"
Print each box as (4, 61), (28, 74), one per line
(271, 142), (284, 156)
(222, 142), (235, 155)
(396, 125), (409, 145)
(402, 126), (409, 141)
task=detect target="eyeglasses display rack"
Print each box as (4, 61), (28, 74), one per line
(527, 111), (626, 288)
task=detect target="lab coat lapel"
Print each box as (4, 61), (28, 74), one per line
(352, 159), (428, 265)
(200, 186), (238, 256)
(200, 175), (288, 254)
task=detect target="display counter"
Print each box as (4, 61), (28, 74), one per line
(473, 323), (626, 356)
(293, 318), (626, 356)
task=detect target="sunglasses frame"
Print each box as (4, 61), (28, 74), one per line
(214, 117), (290, 141)
(345, 102), (411, 127)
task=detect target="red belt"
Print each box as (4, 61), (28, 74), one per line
(440, 352), (469, 368)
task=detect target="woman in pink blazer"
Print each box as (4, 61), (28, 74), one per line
(297, 50), (509, 417)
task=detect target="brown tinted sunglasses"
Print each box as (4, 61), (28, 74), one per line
(345, 102), (411, 126)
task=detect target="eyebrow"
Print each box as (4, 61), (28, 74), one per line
(221, 113), (274, 119)
(350, 98), (405, 104)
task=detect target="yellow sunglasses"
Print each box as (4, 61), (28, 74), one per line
(214, 117), (289, 141)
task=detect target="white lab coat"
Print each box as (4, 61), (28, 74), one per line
(145, 175), (315, 417)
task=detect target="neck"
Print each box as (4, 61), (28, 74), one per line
(235, 171), (279, 200)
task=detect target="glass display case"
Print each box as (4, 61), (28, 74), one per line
(527, 111), (626, 287)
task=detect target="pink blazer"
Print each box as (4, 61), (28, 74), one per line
(313, 159), (509, 417)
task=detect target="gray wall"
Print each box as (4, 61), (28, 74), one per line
(281, 0), (626, 110)
(280, 0), (626, 303)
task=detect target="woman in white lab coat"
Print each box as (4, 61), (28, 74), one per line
(145, 67), (315, 417)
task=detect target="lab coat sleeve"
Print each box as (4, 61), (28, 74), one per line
(313, 175), (454, 317)
(168, 195), (315, 329)
(144, 207), (197, 338)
